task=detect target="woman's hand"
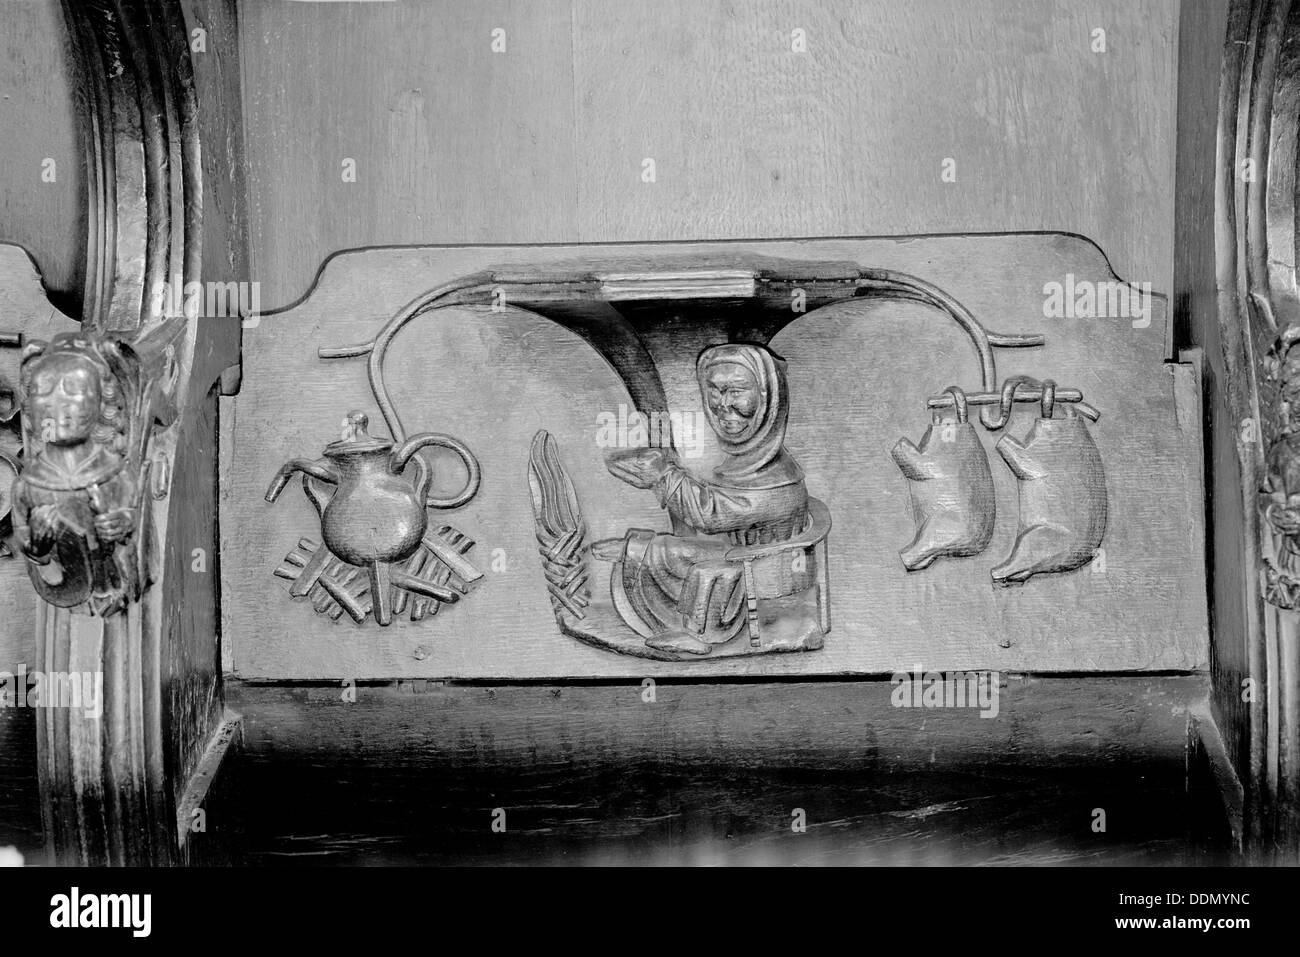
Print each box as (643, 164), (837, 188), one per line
(590, 538), (625, 561)
(605, 448), (677, 489)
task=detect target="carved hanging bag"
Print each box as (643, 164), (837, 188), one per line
(992, 381), (1108, 584)
(891, 386), (997, 570)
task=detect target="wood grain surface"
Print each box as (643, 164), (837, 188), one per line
(222, 674), (1221, 866)
(0, 0), (85, 312)
(237, 0), (1178, 309)
(221, 233), (1208, 679)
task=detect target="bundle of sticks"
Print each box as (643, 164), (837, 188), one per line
(275, 524), (481, 624)
(528, 430), (590, 620)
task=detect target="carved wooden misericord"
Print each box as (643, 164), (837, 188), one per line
(6, 0), (1288, 869)
(223, 237), (1204, 679)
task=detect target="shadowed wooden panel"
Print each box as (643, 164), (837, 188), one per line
(1175, 0), (1242, 780)
(223, 675), (1219, 865)
(0, 706), (40, 859)
(0, 673), (1239, 865)
(0, 0), (85, 311)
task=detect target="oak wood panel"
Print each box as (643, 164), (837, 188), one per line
(165, 0), (249, 839)
(0, 672), (1239, 865)
(571, 0), (1176, 292)
(238, 0), (1177, 309)
(237, 0), (579, 309)
(185, 0), (250, 314)
(0, 0), (85, 312)
(223, 675), (1217, 865)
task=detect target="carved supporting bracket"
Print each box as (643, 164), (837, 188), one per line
(10, 331), (177, 615)
(10, 0), (245, 866)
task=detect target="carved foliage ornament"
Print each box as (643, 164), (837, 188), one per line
(1261, 325), (1300, 609)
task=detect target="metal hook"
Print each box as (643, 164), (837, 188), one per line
(1041, 379), (1056, 420)
(943, 385), (969, 424)
(987, 376), (1042, 430)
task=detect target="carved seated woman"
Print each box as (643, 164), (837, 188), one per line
(593, 343), (809, 656)
(10, 334), (138, 615)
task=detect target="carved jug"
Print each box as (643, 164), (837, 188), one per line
(265, 411), (480, 568)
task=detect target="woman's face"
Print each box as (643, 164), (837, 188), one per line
(29, 357), (100, 446)
(704, 362), (762, 442)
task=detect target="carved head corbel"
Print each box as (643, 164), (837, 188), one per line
(9, 332), (145, 614)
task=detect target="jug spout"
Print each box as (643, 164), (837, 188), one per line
(266, 457), (338, 503)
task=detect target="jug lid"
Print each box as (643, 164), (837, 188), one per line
(323, 410), (393, 455)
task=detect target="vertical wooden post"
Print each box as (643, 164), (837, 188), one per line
(1177, 0), (1300, 860)
(20, 0), (246, 866)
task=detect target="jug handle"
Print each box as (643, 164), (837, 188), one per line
(302, 473), (335, 517)
(392, 433), (482, 510)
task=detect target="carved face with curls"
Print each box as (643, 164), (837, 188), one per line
(20, 335), (127, 455)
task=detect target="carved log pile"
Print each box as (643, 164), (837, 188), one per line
(274, 525), (481, 624)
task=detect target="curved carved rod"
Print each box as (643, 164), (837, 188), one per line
(853, 282), (1044, 348)
(320, 267), (1043, 439)
(854, 269), (1046, 428)
(318, 272), (499, 441)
